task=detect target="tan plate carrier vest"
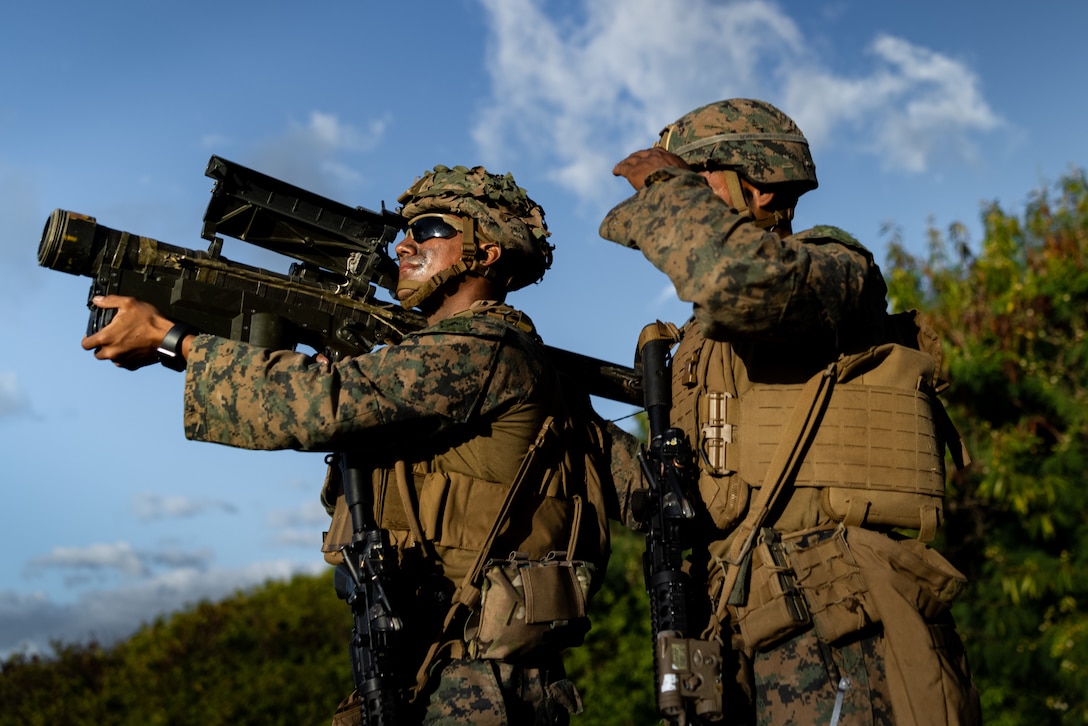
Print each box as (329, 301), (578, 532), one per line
(641, 317), (980, 725)
(667, 316), (964, 545)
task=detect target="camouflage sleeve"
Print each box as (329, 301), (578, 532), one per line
(600, 167), (882, 344)
(602, 419), (645, 529)
(182, 318), (541, 451)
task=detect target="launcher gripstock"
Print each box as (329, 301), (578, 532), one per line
(37, 155), (642, 405)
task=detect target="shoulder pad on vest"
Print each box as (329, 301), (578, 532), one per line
(432, 316), (477, 335)
(429, 316), (508, 342)
(791, 225), (871, 255)
(431, 304), (536, 341)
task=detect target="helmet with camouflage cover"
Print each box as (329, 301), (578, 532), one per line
(657, 98), (817, 192)
(396, 165), (553, 308)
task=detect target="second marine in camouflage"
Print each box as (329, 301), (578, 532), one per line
(602, 98), (981, 725)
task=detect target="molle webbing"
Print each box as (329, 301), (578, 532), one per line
(671, 324), (947, 539)
(737, 380), (945, 540)
(738, 376), (944, 495)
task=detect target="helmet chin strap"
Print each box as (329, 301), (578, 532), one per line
(397, 217), (498, 310)
(721, 169), (792, 231)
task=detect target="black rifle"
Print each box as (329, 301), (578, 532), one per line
(635, 328), (723, 725)
(37, 155), (643, 724)
(334, 451), (408, 724)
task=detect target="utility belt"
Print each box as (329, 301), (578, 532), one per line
(326, 543), (589, 701)
(723, 524), (966, 654)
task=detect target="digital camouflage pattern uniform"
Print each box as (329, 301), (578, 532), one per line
(602, 99), (980, 725)
(182, 166), (612, 725)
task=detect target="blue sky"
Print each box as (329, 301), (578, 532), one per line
(2, 0), (1084, 658)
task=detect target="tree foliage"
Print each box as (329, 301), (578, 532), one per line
(0, 571), (352, 726)
(885, 168), (1088, 724)
(563, 522), (657, 725)
(0, 545), (658, 726)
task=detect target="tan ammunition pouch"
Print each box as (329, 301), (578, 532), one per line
(672, 323), (957, 540)
(729, 525), (964, 656)
(466, 550), (593, 661)
(728, 528), (811, 652)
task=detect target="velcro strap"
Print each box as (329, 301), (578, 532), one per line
(843, 497), (871, 528)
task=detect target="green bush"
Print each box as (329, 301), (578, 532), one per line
(886, 169), (1088, 724)
(0, 571), (351, 726)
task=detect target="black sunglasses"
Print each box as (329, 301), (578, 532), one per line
(407, 215), (461, 242)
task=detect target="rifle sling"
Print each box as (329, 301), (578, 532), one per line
(394, 459), (437, 561)
(710, 361), (837, 632)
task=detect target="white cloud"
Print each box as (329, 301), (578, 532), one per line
(473, 0), (1002, 195)
(149, 548), (215, 570)
(304, 111), (387, 153)
(243, 111), (392, 198)
(24, 541), (220, 585)
(268, 499), (329, 529)
(784, 34), (1002, 172)
(653, 282), (681, 310)
(268, 501), (329, 549)
(474, 0), (804, 196)
(28, 542), (149, 578)
(275, 530), (325, 548)
(0, 371), (31, 419)
(134, 493), (238, 520)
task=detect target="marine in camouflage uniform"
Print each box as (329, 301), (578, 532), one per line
(601, 99), (981, 725)
(83, 165), (615, 725)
